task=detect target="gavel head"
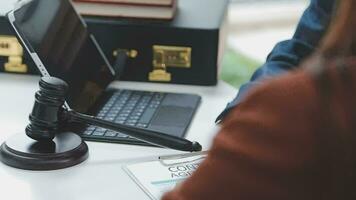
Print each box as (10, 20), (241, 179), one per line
(25, 77), (68, 142)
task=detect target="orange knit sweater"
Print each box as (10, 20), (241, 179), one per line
(162, 60), (356, 200)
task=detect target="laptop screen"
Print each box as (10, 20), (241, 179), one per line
(12, 0), (115, 113)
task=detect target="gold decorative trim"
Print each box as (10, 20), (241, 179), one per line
(149, 45), (192, 82)
(149, 68), (171, 82)
(113, 49), (138, 58)
(153, 45), (191, 68)
(0, 35), (28, 73)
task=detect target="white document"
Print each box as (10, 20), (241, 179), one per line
(0, 0), (18, 16)
(124, 152), (207, 200)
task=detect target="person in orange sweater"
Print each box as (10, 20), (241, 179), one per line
(162, 0), (356, 199)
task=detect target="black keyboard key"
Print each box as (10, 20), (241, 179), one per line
(83, 130), (94, 136)
(116, 100), (126, 105)
(93, 131), (105, 136)
(109, 111), (120, 116)
(96, 128), (106, 133)
(151, 99), (161, 104)
(111, 107), (121, 111)
(98, 110), (106, 114)
(106, 113), (117, 118)
(125, 122), (136, 126)
(104, 116), (115, 121)
(103, 107), (111, 111)
(110, 109), (121, 113)
(105, 131), (117, 137)
(135, 108), (145, 112)
(97, 113), (105, 118)
(131, 112), (142, 117)
(137, 104), (147, 109)
(137, 123), (148, 128)
(116, 132), (128, 138)
(115, 120), (125, 124)
(150, 105), (159, 109)
(86, 126), (96, 131)
(121, 110), (132, 114)
(129, 116), (140, 120)
(115, 116), (127, 121)
(125, 120), (138, 126)
(127, 102), (137, 106)
(153, 93), (164, 100)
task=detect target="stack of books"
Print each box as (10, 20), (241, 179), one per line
(73, 0), (177, 20)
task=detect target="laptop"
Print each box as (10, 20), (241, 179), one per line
(7, 0), (201, 146)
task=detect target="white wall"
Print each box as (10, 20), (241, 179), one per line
(227, 0), (309, 61)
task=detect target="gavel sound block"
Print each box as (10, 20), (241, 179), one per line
(0, 77), (89, 170)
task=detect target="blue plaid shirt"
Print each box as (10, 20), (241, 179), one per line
(216, 0), (335, 123)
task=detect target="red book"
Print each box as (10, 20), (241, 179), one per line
(74, 0), (175, 6)
(72, 0), (177, 20)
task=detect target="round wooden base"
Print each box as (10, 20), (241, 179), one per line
(0, 132), (89, 170)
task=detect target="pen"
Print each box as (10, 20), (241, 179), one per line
(158, 151), (208, 166)
(159, 151), (208, 160)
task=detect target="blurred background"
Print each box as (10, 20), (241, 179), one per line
(222, 0), (308, 88)
(0, 0), (309, 88)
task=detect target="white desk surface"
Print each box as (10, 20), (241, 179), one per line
(0, 73), (237, 200)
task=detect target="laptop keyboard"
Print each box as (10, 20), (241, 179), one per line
(81, 89), (165, 144)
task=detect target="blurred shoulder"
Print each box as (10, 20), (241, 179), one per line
(216, 69), (322, 170)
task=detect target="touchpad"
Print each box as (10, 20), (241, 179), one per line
(150, 106), (193, 127)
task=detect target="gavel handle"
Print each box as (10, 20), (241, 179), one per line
(65, 109), (202, 152)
